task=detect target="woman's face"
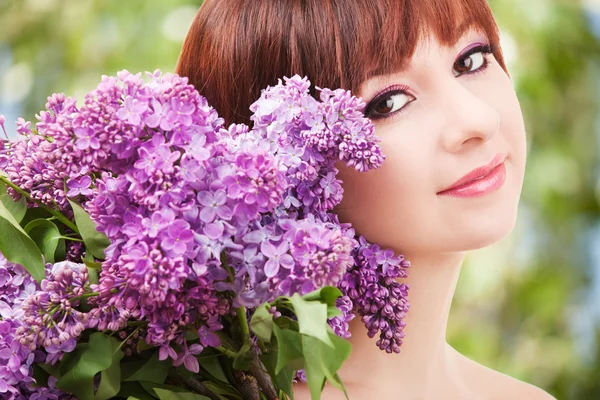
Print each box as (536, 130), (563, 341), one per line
(334, 28), (527, 259)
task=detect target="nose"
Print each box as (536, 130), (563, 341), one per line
(438, 81), (500, 153)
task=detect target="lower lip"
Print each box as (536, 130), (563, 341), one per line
(438, 162), (507, 198)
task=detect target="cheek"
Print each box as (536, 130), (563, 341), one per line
(334, 125), (438, 253)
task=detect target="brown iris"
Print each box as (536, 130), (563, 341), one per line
(454, 56), (473, 74)
(373, 97), (395, 114)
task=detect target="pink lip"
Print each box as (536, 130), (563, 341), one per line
(437, 153), (507, 198)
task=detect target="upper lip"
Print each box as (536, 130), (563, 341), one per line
(438, 153), (506, 193)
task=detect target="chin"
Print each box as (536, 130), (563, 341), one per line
(453, 205), (519, 251)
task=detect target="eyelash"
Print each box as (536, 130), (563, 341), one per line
(363, 44), (494, 121)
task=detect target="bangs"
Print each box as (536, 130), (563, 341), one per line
(311, 0), (506, 93)
(176, 0), (505, 125)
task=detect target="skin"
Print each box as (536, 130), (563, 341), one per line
(293, 28), (556, 399)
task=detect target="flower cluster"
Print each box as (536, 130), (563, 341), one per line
(339, 237), (411, 353)
(0, 253), (72, 399)
(0, 71), (411, 397)
(17, 262), (90, 364)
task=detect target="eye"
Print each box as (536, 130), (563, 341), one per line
(364, 88), (415, 120)
(453, 45), (493, 77)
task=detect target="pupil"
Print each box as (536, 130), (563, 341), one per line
(375, 98), (394, 114)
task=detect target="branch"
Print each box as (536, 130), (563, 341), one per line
(249, 350), (279, 400)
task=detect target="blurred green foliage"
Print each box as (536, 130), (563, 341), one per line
(1, 0), (599, 398)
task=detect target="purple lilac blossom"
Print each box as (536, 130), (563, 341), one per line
(16, 262), (90, 362)
(2, 71), (411, 396)
(0, 253), (69, 399)
(339, 236), (411, 353)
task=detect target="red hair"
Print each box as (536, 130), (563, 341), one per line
(176, 0), (505, 126)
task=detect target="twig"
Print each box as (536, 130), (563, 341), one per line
(249, 350), (279, 400)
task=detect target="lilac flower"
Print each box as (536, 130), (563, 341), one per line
(0, 115), (6, 140)
(376, 248), (401, 275)
(142, 209), (175, 238)
(167, 97), (195, 127)
(260, 240), (294, 277)
(145, 99), (168, 129)
(329, 295), (355, 339)
(173, 342), (203, 373)
(159, 343), (178, 361)
(134, 135), (180, 176)
(15, 118), (31, 136)
(197, 324), (221, 348)
(66, 175), (93, 197)
(197, 190), (233, 223)
(117, 96), (148, 126)
(73, 127), (100, 150)
(161, 220), (194, 255)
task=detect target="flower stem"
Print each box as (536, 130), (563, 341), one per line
(215, 346), (238, 358)
(0, 175), (79, 233)
(237, 305), (250, 343)
(57, 236), (84, 242)
(115, 326), (140, 354)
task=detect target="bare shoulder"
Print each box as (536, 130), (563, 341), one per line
(450, 346), (557, 400)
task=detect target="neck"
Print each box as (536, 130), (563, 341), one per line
(339, 251), (465, 396)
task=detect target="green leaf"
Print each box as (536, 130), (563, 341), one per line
(0, 182), (26, 223)
(232, 342), (252, 370)
(24, 219), (62, 263)
(302, 286), (342, 308)
(20, 206), (53, 228)
(95, 335), (125, 400)
(250, 302), (274, 343)
(259, 351), (295, 400)
(118, 381), (159, 400)
(326, 306), (342, 319)
(86, 265), (99, 285)
(302, 287), (343, 319)
(154, 388), (211, 400)
(56, 332), (114, 400)
(82, 252), (102, 271)
(67, 198), (110, 259)
(302, 332), (352, 400)
(0, 201), (45, 282)
(136, 337), (155, 353)
(200, 356), (229, 383)
(140, 382), (211, 400)
(274, 316), (299, 331)
(272, 324), (304, 374)
(32, 364), (51, 388)
(125, 351), (171, 384)
(289, 293), (333, 347)
(55, 236), (66, 262)
(201, 380), (240, 400)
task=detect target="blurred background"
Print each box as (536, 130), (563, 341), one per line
(0, 0), (598, 398)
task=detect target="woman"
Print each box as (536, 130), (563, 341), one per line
(176, 0), (556, 398)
